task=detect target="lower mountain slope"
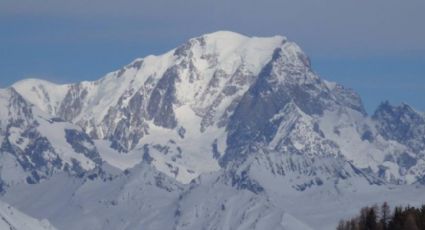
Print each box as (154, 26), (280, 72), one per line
(1, 163), (314, 230)
(0, 200), (57, 230)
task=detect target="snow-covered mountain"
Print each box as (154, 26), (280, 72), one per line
(1, 162), (315, 230)
(0, 200), (57, 230)
(1, 31), (424, 229)
(371, 101), (425, 184)
(373, 101), (425, 153)
(0, 87), (101, 190)
(10, 31), (424, 186)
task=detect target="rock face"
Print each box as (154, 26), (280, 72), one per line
(6, 31), (425, 186)
(373, 101), (425, 153)
(0, 88), (101, 190)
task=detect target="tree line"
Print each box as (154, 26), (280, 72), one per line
(336, 202), (425, 230)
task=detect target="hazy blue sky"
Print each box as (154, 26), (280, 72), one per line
(1, 0), (424, 113)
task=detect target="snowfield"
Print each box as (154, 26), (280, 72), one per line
(0, 200), (56, 230)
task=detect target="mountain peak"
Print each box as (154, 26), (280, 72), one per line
(374, 101), (418, 117)
(201, 30), (248, 40)
(171, 31), (289, 78)
(373, 100), (425, 153)
(11, 78), (65, 89)
(174, 31), (288, 57)
(200, 30), (286, 42)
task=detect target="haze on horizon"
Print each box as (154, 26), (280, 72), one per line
(0, 0), (424, 113)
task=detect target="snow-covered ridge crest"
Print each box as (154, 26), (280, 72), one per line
(11, 31), (287, 117)
(12, 32), (286, 125)
(11, 78), (70, 115)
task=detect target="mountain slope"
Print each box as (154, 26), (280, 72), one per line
(2, 160), (424, 230)
(0, 88), (102, 189)
(373, 101), (425, 153)
(0, 200), (56, 230)
(1, 162), (314, 230)
(372, 101), (425, 183)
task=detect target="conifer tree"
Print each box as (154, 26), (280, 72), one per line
(380, 202), (391, 230)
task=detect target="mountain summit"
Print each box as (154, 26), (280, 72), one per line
(1, 31), (424, 230)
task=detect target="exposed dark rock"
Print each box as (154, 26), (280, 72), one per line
(147, 67), (178, 129)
